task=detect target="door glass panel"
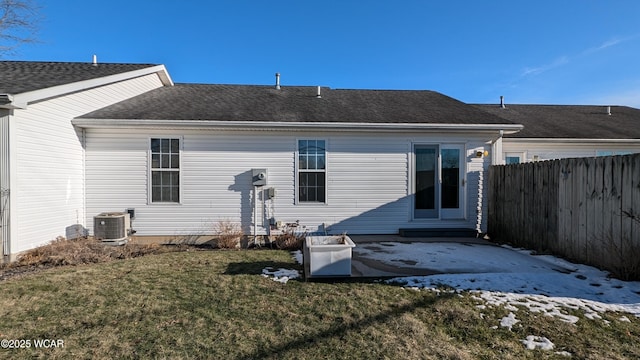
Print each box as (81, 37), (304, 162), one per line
(414, 145), (438, 218)
(441, 149), (460, 209)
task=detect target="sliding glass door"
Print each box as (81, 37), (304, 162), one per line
(413, 144), (465, 219)
(414, 145), (439, 218)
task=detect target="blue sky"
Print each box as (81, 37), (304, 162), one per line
(6, 0), (640, 107)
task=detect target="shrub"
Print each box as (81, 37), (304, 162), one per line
(274, 223), (306, 250)
(7, 236), (171, 268)
(214, 219), (243, 249)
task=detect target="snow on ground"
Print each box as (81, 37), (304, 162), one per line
(261, 267), (300, 284)
(265, 244), (640, 323)
(292, 250), (303, 265)
(261, 251), (303, 284)
(354, 242), (640, 320)
(367, 241), (639, 353)
(259, 243), (640, 353)
(521, 335), (554, 351)
(499, 312), (520, 330)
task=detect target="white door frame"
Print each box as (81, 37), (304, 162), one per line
(411, 143), (466, 220)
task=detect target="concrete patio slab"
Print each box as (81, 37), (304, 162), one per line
(349, 234), (494, 245)
(347, 235), (572, 278)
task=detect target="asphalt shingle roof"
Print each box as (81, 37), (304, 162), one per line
(80, 83), (511, 124)
(475, 104), (640, 139)
(0, 61), (158, 94)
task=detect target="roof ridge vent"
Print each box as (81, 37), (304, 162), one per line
(275, 72), (281, 90)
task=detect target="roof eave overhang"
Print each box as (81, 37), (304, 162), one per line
(0, 94), (23, 109)
(71, 119), (524, 133)
(504, 137), (640, 143)
(3, 65), (173, 109)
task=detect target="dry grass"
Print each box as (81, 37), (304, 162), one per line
(0, 236), (185, 280)
(0, 250), (638, 359)
(0, 239), (639, 359)
(214, 219), (243, 249)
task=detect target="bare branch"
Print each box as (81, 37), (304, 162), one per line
(0, 0), (39, 57)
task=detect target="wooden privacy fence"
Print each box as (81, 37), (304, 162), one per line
(488, 153), (640, 278)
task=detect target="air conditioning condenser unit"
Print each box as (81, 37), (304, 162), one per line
(94, 212), (131, 245)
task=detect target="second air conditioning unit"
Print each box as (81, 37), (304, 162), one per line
(94, 212), (131, 245)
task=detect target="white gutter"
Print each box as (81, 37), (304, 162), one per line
(71, 118), (524, 133)
(1, 65), (173, 110)
(505, 138), (640, 143)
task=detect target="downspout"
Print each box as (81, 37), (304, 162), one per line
(477, 130), (504, 235)
(254, 185), (259, 245)
(0, 187), (9, 262)
(81, 128), (87, 233)
(490, 130), (504, 165)
(0, 110), (11, 262)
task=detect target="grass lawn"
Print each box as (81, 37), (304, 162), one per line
(1, 248), (639, 359)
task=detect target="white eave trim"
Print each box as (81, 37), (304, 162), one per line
(0, 94), (21, 109)
(504, 137), (640, 144)
(71, 118), (524, 133)
(2, 65), (173, 109)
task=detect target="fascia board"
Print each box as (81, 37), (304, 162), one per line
(0, 94), (23, 109)
(72, 118), (524, 133)
(504, 138), (640, 144)
(8, 65), (172, 109)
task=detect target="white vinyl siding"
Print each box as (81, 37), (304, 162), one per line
(85, 129), (492, 236)
(503, 140), (640, 163)
(10, 74), (164, 253)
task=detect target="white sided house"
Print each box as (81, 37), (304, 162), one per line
(0, 61), (172, 261)
(476, 100), (640, 164)
(6, 60), (640, 260)
(5, 60), (562, 260)
(72, 79), (522, 243)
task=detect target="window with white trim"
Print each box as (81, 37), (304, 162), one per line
(505, 156), (520, 164)
(297, 140), (326, 203)
(150, 138), (180, 203)
(505, 152), (524, 164)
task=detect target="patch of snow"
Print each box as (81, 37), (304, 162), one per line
(555, 350), (572, 357)
(500, 312), (520, 330)
(619, 316), (631, 322)
(291, 250), (303, 265)
(473, 291), (581, 324)
(373, 242), (640, 322)
(504, 304), (519, 312)
(521, 335), (554, 351)
(262, 267), (300, 284)
(584, 312), (602, 320)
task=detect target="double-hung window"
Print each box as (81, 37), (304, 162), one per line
(150, 138), (180, 203)
(297, 140), (326, 203)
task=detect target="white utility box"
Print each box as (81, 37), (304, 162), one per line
(304, 235), (356, 278)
